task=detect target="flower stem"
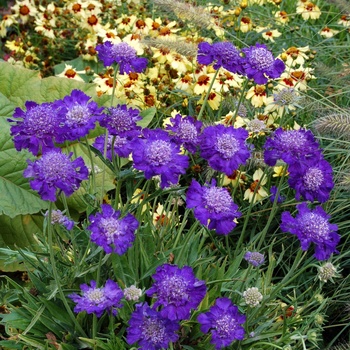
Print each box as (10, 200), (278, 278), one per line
(47, 202), (87, 337)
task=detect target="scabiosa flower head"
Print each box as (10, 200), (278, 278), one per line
(69, 280), (123, 317)
(100, 104), (142, 137)
(199, 124), (250, 176)
(166, 114), (203, 153)
(197, 297), (246, 349)
(244, 251), (265, 267)
(53, 89), (103, 142)
(263, 128), (320, 166)
(124, 285), (142, 301)
(9, 101), (63, 156)
(197, 41), (243, 74)
(132, 128), (189, 189)
(146, 263), (206, 321)
(243, 287), (263, 307)
(87, 204), (139, 255)
(93, 134), (135, 160)
(318, 262), (337, 282)
(45, 209), (74, 230)
(126, 303), (180, 350)
(270, 185), (285, 203)
(288, 155), (334, 203)
(281, 203), (340, 261)
(23, 149), (88, 201)
(242, 43), (285, 84)
(186, 179), (241, 235)
(96, 41), (148, 74)
(273, 87), (301, 107)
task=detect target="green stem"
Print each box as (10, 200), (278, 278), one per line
(226, 79), (249, 125)
(196, 69), (220, 121)
(47, 203), (87, 337)
(84, 135), (97, 197)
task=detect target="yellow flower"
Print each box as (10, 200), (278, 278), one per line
(152, 204), (174, 227)
(246, 85), (268, 108)
(0, 15), (17, 38)
(296, 1), (321, 20)
(260, 28), (282, 42)
(338, 15), (350, 27)
(273, 166), (289, 177)
(274, 10), (290, 24)
(319, 27), (339, 38)
(5, 40), (25, 54)
(56, 64), (85, 82)
(280, 46), (310, 67)
(240, 16), (253, 33)
(223, 170), (247, 187)
(131, 188), (149, 214)
(244, 169), (269, 203)
(11, 0), (38, 24)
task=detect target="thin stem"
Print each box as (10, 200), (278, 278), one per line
(47, 202), (87, 337)
(84, 135), (97, 197)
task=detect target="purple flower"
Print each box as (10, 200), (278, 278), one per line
(132, 128), (189, 188)
(23, 149), (88, 201)
(45, 209), (74, 230)
(288, 155), (334, 203)
(165, 114), (203, 153)
(126, 303), (179, 350)
(93, 134), (135, 160)
(199, 124), (250, 175)
(270, 186), (285, 203)
(8, 101), (63, 156)
(263, 128), (320, 166)
(69, 280), (123, 317)
(241, 43), (285, 84)
(96, 41), (148, 74)
(99, 104), (142, 137)
(146, 263), (206, 321)
(281, 203), (340, 260)
(87, 204), (139, 255)
(186, 179), (241, 235)
(197, 41), (243, 74)
(53, 89), (104, 142)
(197, 297), (246, 349)
(244, 251), (265, 267)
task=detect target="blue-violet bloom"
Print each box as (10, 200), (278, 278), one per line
(197, 297), (246, 349)
(23, 149), (88, 201)
(96, 41), (148, 74)
(8, 101), (63, 156)
(281, 202), (340, 261)
(197, 41), (243, 74)
(186, 179), (241, 235)
(69, 280), (123, 317)
(241, 43), (285, 84)
(263, 128), (320, 166)
(126, 302), (179, 350)
(87, 204), (139, 255)
(166, 114), (203, 153)
(132, 128), (189, 189)
(45, 209), (74, 230)
(146, 263), (206, 321)
(53, 89), (103, 141)
(199, 124), (250, 176)
(93, 134), (135, 160)
(244, 251), (265, 267)
(287, 155), (334, 203)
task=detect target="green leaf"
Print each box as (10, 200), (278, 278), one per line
(138, 107), (157, 128)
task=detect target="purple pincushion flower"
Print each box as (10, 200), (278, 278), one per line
(45, 209), (74, 230)
(69, 280), (123, 317)
(126, 302), (180, 349)
(96, 41), (148, 74)
(199, 124), (250, 175)
(132, 128), (189, 189)
(92, 134), (135, 160)
(197, 41), (243, 74)
(146, 263), (206, 321)
(241, 43), (285, 84)
(288, 155), (334, 203)
(53, 89), (104, 142)
(263, 128), (320, 166)
(165, 114), (202, 153)
(186, 179), (241, 235)
(23, 149), (88, 201)
(87, 204), (139, 255)
(99, 104), (142, 137)
(197, 297), (246, 349)
(270, 186), (285, 204)
(8, 101), (63, 156)
(244, 251), (265, 267)
(281, 202), (340, 261)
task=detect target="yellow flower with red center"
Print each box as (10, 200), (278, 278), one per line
(240, 16), (253, 33)
(223, 170), (247, 187)
(244, 168), (269, 203)
(274, 10), (290, 24)
(246, 85), (268, 107)
(319, 27), (339, 38)
(11, 0), (38, 24)
(260, 28), (282, 42)
(56, 64), (85, 82)
(296, 1), (321, 20)
(338, 15), (350, 27)
(280, 46), (310, 67)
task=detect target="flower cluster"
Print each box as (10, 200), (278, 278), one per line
(281, 203), (340, 260)
(186, 179), (241, 235)
(69, 280), (123, 317)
